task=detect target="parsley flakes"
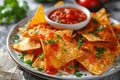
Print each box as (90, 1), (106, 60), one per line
(96, 25), (104, 32)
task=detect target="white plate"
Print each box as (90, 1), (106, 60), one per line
(7, 17), (120, 80)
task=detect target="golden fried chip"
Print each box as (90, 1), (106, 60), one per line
(32, 56), (44, 69)
(113, 24), (120, 34)
(77, 8), (117, 42)
(11, 38), (41, 51)
(28, 4), (47, 29)
(76, 41), (116, 75)
(54, 1), (64, 7)
(40, 29), (84, 70)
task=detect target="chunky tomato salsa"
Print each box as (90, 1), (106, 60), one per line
(48, 7), (87, 24)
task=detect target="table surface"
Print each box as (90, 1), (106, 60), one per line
(1, 0), (120, 80)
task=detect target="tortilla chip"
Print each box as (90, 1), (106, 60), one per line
(77, 8), (117, 42)
(76, 41), (116, 75)
(113, 24), (120, 34)
(40, 29), (84, 70)
(24, 50), (35, 61)
(28, 4), (47, 29)
(54, 1), (64, 7)
(32, 57), (44, 69)
(11, 38), (41, 51)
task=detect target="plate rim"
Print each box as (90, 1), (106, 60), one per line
(6, 17), (120, 80)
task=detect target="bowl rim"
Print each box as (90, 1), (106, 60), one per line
(45, 4), (91, 30)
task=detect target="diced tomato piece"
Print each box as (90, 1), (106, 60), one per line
(89, 53), (96, 64)
(48, 32), (54, 38)
(63, 33), (70, 41)
(62, 61), (75, 74)
(46, 66), (58, 74)
(39, 34), (45, 40)
(50, 43), (59, 51)
(109, 45), (117, 52)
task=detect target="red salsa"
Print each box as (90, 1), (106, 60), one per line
(48, 7), (87, 24)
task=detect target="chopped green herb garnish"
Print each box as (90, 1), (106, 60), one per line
(34, 30), (39, 34)
(38, 68), (45, 73)
(16, 39), (21, 43)
(96, 25), (104, 32)
(93, 18), (98, 24)
(19, 51), (26, 62)
(63, 48), (67, 52)
(74, 69), (83, 77)
(39, 53), (44, 60)
(56, 72), (63, 76)
(89, 32), (100, 37)
(11, 34), (22, 44)
(95, 46), (106, 58)
(85, 74), (87, 76)
(13, 34), (19, 39)
(48, 40), (55, 44)
(78, 38), (84, 49)
(56, 40), (59, 43)
(68, 65), (74, 69)
(117, 58), (120, 63)
(111, 22), (114, 25)
(24, 60), (32, 66)
(56, 34), (62, 39)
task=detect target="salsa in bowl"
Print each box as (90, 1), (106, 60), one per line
(45, 4), (91, 30)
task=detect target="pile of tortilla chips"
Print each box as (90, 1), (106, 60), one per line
(11, 3), (120, 75)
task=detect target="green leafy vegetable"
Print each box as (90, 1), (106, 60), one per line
(56, 72), (63, 76)
(95, 46), (106, 58)
(38, 68), (45, 73)
(111, 22), (114, 25)
(96, 25), (104, 32)
(74, 69), (83, 77)
(56, 34), (62, 39)
(34, 30), (39, 34)
(78, 38), (84, 49)
(24, 60), (32, 66)
(93, 18), (98, 24)
(0, 0), (29, 24)
(67, 65), (74, 69)
(11, 34), (21, 44)
(63, 48), (67, 52)
(48, 39), (55, 44)
(19, 51), (27, 62)
(117, 58), (120, 63)
(39, 53), (44, 60)
(12, 34), (19, 39)
(89, 32), (100, 38)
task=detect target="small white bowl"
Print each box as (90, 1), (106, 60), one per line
(45, 4), (91, 30)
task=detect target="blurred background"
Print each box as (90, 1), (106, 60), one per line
(0, 0), (120, 80)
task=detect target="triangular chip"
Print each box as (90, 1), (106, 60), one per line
(76, 41), (117, 75)
(28, 4), (47, 29)
(11, 37), (41, 51)
(77, 8), (117, 42)
(54, 1), (64, 7)
(39, 29), (84, 70)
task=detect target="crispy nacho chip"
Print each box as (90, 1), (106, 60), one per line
(77, 8), (117, 42)
(11, 37), (41, 51)
(54, 1), (64, 7)
(39, 29), (84, 70)
(76, 41), (117, 75)
(28, 4), (47, 29)
(113, 24), (120, 34)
